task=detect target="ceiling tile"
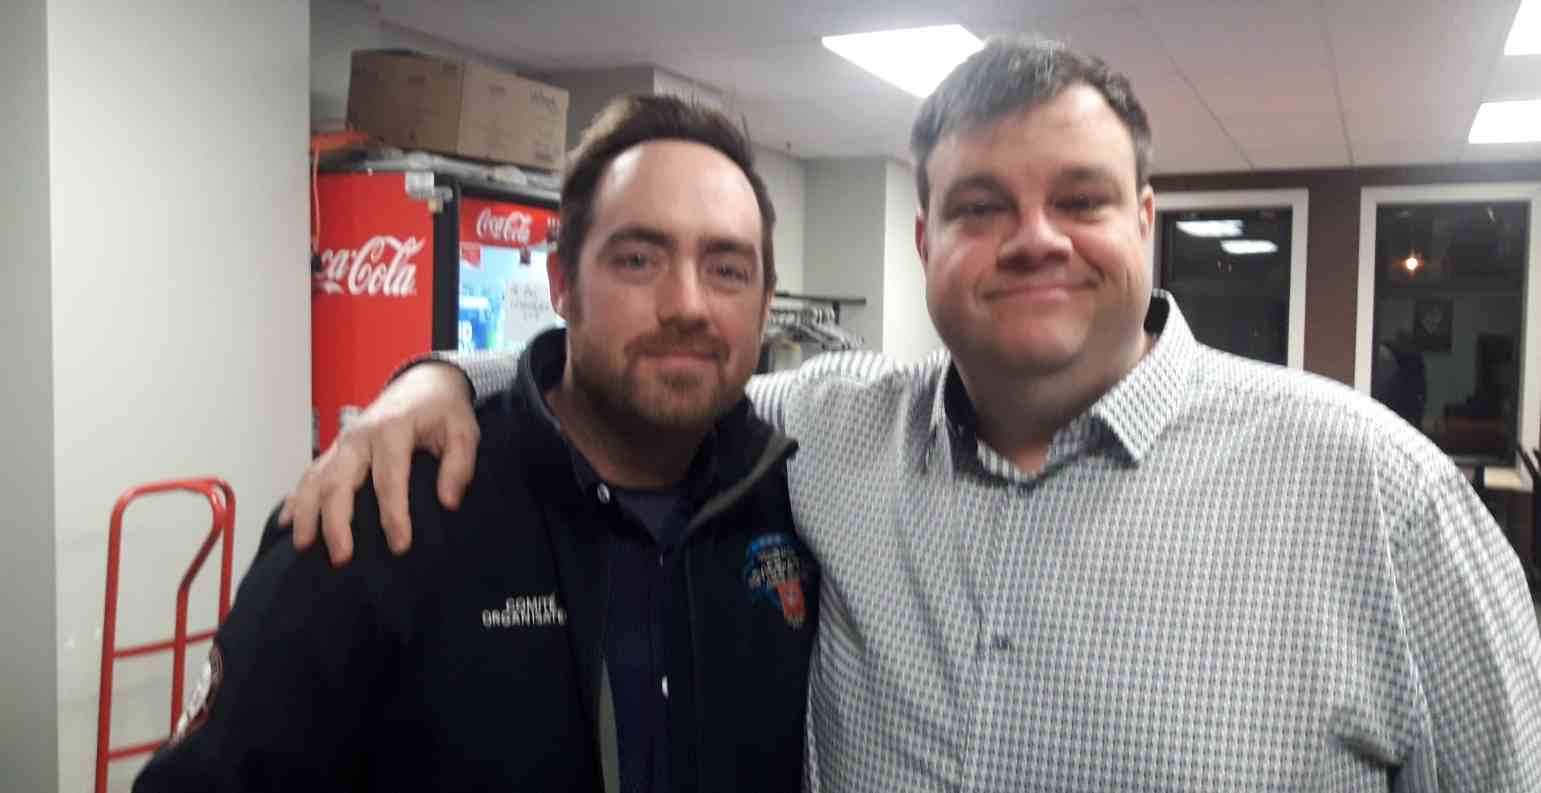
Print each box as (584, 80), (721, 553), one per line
(1461, 141), (1541, 162)
(359, 0), (1526, 169)
(1354, 138), (1467, 167)
(1150, 146), (1251, 175)
(660, 42), (908, 103)
(1243, 140), (1352, 169)
(1144, 0), (1339, 117)
(1219, 111), (1344, 148)
(1329, 0), (1520, 147)
(1343, 97), (1490, 154)
(1486, 54), (1541, 101)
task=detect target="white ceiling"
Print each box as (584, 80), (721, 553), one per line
(377, 0), (1541, 173)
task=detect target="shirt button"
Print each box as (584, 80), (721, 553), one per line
(661, 676), (669, 699)
(991, 633), (1012, 651)
(596, 483), (611, 504)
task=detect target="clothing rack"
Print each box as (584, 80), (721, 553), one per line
(772, 291), (868, 325)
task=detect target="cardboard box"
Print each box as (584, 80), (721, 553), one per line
(347, 50), (568, 170)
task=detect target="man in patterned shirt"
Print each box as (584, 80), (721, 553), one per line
(283, 36), (1541, 791)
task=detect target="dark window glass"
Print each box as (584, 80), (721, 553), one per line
(1371, 201), (1528, 464)
(1158, 207), (1292, 365)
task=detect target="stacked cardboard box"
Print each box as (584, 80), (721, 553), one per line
(347, 50), (568, 171)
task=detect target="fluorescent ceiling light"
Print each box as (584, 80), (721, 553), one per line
(1220, 240), (1278, 255)
(822, 25), (983, 98)
(1175, 219), (1244, 238)
(1469, 100), (1541, 144)
(1505, 0), (1541, 55)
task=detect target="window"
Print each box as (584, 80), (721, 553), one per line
(1356, 183), (1541, 471)
(1150, 190), (1309, 368)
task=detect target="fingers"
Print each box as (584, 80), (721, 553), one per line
(436, 420), (480, 511)
(373, 423), (417, 555)
(287, 361), (478, 564)
(322, 437), (375, 565)
(318, 481), (356, 566)
(287, 449), (331, 553)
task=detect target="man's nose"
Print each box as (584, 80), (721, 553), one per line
(998, 203), (1073, 270)
(656, 261), (710, 325)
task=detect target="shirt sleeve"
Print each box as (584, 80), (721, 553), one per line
(746, 350), (904, 434)
(390, 350), (520, 408)
(132, 504), (404, 792)
(1393, 463), (1541, 790)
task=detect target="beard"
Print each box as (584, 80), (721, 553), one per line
(568, 325), (741, 436)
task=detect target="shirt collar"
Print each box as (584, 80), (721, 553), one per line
(1089, 291), (1200, 464)
(926, 290), (1200, 468)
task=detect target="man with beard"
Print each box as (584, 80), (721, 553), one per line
(134, 95), (817, 793)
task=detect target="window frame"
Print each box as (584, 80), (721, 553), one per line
(1149, 189), (1310, 370)
(1354, 181), (1541, 486)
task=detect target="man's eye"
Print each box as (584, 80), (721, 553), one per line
(958, 202), (1004, 218)
(617, 252), (651, 270)
(710, 262), (753, 284)
(1057, 195), (1107, 213)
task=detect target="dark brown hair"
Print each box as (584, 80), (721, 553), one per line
(558, 94), (777, 291)
(911, 35), (1154, 209)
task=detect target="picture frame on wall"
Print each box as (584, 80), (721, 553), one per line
(1411, 298), (1453, 353)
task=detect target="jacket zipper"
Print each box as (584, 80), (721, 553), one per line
(680, 431), (798, 791)
(685, 549), (708, 793)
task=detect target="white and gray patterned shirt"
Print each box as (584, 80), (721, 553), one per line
(453, 293), (1541, 791)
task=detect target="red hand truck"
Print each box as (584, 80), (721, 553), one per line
(94, 477), (236, 793)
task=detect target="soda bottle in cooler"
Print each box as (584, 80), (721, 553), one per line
(457, 285), (494, 352)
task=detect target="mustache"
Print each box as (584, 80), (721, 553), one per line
(626, 330), (728, 360)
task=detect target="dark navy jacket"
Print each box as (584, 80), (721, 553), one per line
(134, 329), (818, 792)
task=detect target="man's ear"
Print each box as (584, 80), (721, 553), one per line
(760, 282), (774, 333)
(915, 208), (931, 272)
(547, 251), (571, 320)
(1138, 185), (1155, 242)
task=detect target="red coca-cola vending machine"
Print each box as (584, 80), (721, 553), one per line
(311, 168), (561, 453)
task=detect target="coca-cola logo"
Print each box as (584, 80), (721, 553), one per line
(475, 208), (533, 245)
(315, 235), (423, 298)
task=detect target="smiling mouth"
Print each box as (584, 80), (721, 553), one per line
(985, 282), (1082, 300)
(642, 351), (719, 363)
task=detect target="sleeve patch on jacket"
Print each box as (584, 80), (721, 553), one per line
(170, 642), (224, 745)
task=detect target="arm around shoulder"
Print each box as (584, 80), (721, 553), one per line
(745, 348), (902, 433)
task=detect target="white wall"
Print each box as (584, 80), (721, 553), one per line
(47, 3), (311, 790)
(755, 145), (806, 293)
(882, 160), (942, 363)
(804, 158), (886, 350)
(800, 157), (941, 359)
(0, 0), (60, 790)
(542, 67), (658, 149)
